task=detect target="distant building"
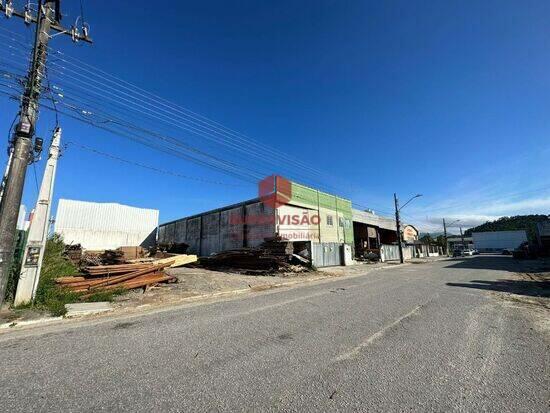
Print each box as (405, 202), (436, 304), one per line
(402, 225), (419, 242)
(16, 205), (27, 231)
(535, 221), (550, 253)
(472, 230), (527, 252)
(447, 236), (474, 252)
(54, 199), (159, 250)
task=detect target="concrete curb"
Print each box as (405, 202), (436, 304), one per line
(0, 316), (63, 330)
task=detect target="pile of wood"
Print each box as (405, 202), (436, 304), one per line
(99, 249), (125, 265)
(63, 244), (83, 265)
(55, 254), (198, 295)
(261, 237), (294, 259)
(199, 239), (311, 275)
(57, 262), (176, 295)
(200, 249), (283, 271)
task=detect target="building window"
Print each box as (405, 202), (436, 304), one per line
(339, 217), (344, 227)
(327, 215), (334, 226)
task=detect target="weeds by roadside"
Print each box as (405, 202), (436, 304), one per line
(13, 235), (123, 316)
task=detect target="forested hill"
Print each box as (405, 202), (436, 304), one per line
(464, 215), (549, 242)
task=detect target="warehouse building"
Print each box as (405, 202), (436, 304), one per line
(158, 176), (427, 265)
(352, 209), (398, 253)
(472, 230), (527, 253)
(158, 177), (354, 265)
(447, 236), (474, 252)
(55, 199), (159, 250)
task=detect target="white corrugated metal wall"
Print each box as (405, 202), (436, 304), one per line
(472, 231), (527, 252)
(54, 199), (159, 250)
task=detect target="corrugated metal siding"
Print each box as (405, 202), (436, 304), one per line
(472, 231), (527, 251)
(158, 201), (276, 256)
(54, 199), (158, 250)
(311, 242), (343, 267)
(380, 244), (414, 262)
(352, 208), (396, 231)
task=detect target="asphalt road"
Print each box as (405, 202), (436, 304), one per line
(1, 256), (548, 412)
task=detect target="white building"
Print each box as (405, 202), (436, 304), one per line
(472, 230), (527, 252)
(54, 199), (159, 250)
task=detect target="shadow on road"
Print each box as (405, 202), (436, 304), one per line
(447, 278), (550, 298)
(446, 255), (550, 273)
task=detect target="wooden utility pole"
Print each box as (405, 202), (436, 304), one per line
(394, 193), (403, 264)
(0, 1), (91, 306)
(442, 218), (448, 255)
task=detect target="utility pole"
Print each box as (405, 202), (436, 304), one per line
(394, 193), (404, 264)
(442, 218), (447, 256)
(459, 226), (465, 251)
(14, 127), (61, 306)
(0, 0), (91, 306)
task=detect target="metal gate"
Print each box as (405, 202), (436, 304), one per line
(311, 242), (343, 267)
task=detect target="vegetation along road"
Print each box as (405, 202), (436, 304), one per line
(0, 256), (548, 411)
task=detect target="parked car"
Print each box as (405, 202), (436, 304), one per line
(472, 249), (480, 255)
(462, 249), (474, 256)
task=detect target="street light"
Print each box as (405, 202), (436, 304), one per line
(394, 193), (423, 263)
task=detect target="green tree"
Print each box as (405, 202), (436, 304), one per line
(464, 215), (549, 243)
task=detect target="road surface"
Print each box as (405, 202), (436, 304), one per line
(1, 256), (548, 411)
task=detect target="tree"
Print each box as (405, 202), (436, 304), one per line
(420, 234), (434, 244)
(464, 215), (549, 243)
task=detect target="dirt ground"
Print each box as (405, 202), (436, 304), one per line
(109, 266), (330, 312)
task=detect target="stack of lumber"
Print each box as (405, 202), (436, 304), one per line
(57, 262), (176, 294)
(55, 254), (198, 295)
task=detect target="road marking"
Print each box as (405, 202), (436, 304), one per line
(333, 304), (423, 362)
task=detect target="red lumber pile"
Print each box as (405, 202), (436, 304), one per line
(55, 261), (177, 294)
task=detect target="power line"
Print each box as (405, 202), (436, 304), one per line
(64, 141), (252, 187)
(0, 33), (376, 201)
(0, 31), (333, 184)
(0, 86), (261, 183)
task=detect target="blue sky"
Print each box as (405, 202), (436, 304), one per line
(0, 0), (549, 234)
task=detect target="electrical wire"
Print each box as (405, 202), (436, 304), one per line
(32, 162), (39, 194)
(0, 30), (382, 201)
(65, 141), (252, 187)
(0, 30), (332, 183)
(0, 29), (391, 212)
(0, 86), (261, 183)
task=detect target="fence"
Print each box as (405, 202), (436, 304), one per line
(380, 244), (414, 262)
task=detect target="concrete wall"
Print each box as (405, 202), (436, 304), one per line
(245, 202), (275, 247)
(220, 207), (244, 251)
(158, 201), (276, 256)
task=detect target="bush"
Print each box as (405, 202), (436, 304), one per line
(13, 235), (125, 316)
(28, 234), (81, 316)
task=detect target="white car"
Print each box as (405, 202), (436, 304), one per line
(462, 249), (474, 256)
